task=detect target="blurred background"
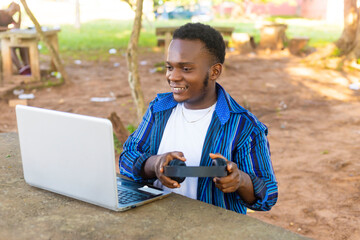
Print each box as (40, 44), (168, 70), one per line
(0, 0), (344, 55)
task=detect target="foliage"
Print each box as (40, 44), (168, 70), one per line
(330, 47), (341, 57)
(154, 0), (197, 7)
(113, 133), (123, 155)
(58, 20), (156, 52)
(113, 126), (135, 155)
(54, 18), (342, 58)
(154, 0), (295, 6)
(126, 124), (136, 134)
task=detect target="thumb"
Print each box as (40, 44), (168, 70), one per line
(227, 162), (239, 174)
(209, 153), (225, 159)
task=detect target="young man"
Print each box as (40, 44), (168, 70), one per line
(120, 23), (278, 214)
(0, 2), (31, 75)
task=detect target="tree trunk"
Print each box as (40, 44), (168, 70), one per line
(108, 112), (129, 145)
(126, 0), (146, 122)
(75, 0), (81, 29)
(347, 6), (360, 59)
(19, 0), (70, 84)
(0, 53), (3, 87)
(336, 0), (360, 58)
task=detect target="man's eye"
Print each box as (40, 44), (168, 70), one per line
(166, 66), (173, 70)
(183, 67), (191, 72)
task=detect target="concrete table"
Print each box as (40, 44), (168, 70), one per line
(0, 132), (310, 240)
(0, 28), (60, 83)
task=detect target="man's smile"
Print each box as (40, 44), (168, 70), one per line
(170, 86), (188, 94)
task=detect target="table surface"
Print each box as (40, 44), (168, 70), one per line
(0, 28), (60, 39)
(0, 132), (310, 240)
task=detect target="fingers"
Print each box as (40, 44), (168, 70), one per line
(213, 161), (241, 193)
(209, 153), (226, 160)
(209, 153), (232, 172)
(226, 161), (236, 173)
(160, 151), (186, 172)
(159, 175), (180, 188)
(213, 176), (240, 193)
(157, 151), (186, 188)
(168, 151), (186, 162)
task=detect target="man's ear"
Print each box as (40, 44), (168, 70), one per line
(210, 63), (222, 80)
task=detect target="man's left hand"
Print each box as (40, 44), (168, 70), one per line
(210, 153), (243, 193)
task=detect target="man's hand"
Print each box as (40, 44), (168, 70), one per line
(143, 152), (186, 189)
(210, 153), (256, 204)
(210, 153), (243, 193)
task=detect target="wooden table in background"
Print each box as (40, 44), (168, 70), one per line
(155, 26), (234, 59)
(0, 28), (60, 83)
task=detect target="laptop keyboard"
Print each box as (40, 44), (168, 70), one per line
(117, 188), (150, 204)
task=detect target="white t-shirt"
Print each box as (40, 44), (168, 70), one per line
(154, 102), (216, 199)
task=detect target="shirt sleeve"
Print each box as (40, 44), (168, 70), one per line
(119, 102), (155, 181)
(237, 128), (278, 211)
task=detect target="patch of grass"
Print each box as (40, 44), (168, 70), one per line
(154, 61), (165, 67)
(265, 15), (301, 21)
(322, 150), (329, 154)
(58, 19), (157, 57)
(53, 18), (342, 58)
(330, 47), (341, 57)
(126, 124), (136, 134)
(113, 133), (123, 155)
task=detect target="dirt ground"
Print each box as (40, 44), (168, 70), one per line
(1, 49), (360, 240)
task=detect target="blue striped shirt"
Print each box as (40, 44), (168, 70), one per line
(120, 83), (278, 214)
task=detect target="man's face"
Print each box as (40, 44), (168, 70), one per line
(166, 39), (217, 110)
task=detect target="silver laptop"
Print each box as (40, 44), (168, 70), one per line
(16, 105), (170, 211)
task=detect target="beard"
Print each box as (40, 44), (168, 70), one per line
(170, 72), (212, 106)
(203, 72), (209, 88)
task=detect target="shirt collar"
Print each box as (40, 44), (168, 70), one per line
(153, 83), (246, 125)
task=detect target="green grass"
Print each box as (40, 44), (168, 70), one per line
(281, 19), (342, 47)
(44, 18), (342, 58)
(113, 133), (123, 155)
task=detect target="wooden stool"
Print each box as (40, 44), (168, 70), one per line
(0, 28), (60, 83)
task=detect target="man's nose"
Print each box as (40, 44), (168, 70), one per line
(167, 69), (182, 81)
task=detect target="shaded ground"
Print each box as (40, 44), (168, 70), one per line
(1, 50), (360, 240)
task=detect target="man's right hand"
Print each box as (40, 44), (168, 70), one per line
(142, 152), (186, 188)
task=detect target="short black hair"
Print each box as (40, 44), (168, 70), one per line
(173, 23), (226, 64)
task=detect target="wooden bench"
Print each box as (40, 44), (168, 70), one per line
(155, 26), (234, 59)
(0, 28), (60, 83)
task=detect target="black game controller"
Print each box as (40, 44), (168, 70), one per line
(164, 158), (228, 183)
